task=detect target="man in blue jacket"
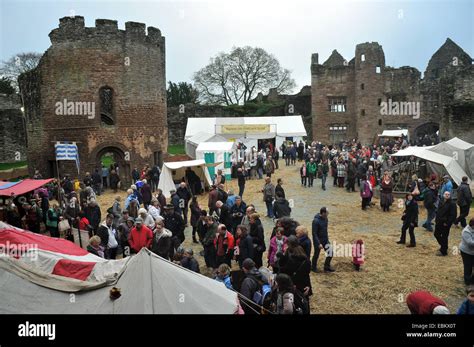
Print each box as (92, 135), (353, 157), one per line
(311, 207), (335, 272)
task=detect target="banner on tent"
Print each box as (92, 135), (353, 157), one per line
(219, 124), (270, 134)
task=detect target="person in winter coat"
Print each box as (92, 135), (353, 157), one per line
(87, 235), (105, 258)
(170, 190), (182, 215)
(454, 176), (472, 228)
(109, 170), (120, 193)
(277, 235), (312, 297)
(269, 273), (297, 314)
(336, 160), (346, 188)
(360, 175), (372, 211)
(208, 185), (219, 215)
(296, 226), (312, 259)
(267, 227), (288, 272)
(439, 175), (453, 201)
(156, 189), (167, 211)
(380, 171), (393, 212)
(230, 196), (247, 233)
(264, 155), (275, 178)
(96, 214), (119, 259)
(140, 179), (153, 209)
(306, 158), (317, 188)
(275, 178), (285, 199)
(422, 182), (438, 232)
(128, 217), (153, 254)
(163, 204), (185, 246)
(138, 208), (155, 230)
(213, 224), (235, 267)
(273, 192), (291, 219)
(176, 182), (192, 226)
(397, 193), (419, 247)
(189, 196), (201, 244)
(434, 191), (457, 256)
(46, 203), (61, 238)
(239, 258), (269, 314)
(84, 199), (101, 235)
(300, 163), (307, 187)
(406, 291), (450, 314)
(262, 177), (275, 218)
(215, 264), (233, 290)
(456, 285), (474, 315)
(215, 200), (232, 231)
(459, 218), (474, 285)
(311, 207), (334, 272)
(249, 213), (266, 268)
(148, 198), (162, 222)
(320, 158), (329, 191)
(181, 248), (200, 273)
(202, 216), (218, 270)
(234, 225), (254, 269)
(151, 219), (172, 260)
(111, 196), (122, 229)
(346, 158), (357, 192)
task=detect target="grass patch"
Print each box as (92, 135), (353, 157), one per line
(0, 161), (27, 171)
(168, 144), (185, 155)
(101, 155), (114, 167)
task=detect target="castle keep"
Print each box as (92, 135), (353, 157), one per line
(311, 39), (473, 145)
(19, 16), (167, 184)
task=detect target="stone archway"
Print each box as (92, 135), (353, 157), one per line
(92, 144), (131, 189)
(414, 122), (440, 145)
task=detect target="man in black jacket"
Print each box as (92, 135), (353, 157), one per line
(454, 176), (472, 228)
(311, 207), (334, 272)
(422, 182), (437, 232)
(176, 182), (191, 226)
(240, 258), (268, 314)
(163, 204), (185, 247)
(273, 192), (291, 219)
(434, 191), (457, 256)
(346, 159), (357, 192)
(215, 201), (232, 231)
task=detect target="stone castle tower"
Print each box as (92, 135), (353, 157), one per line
(20, 16), (167, 185)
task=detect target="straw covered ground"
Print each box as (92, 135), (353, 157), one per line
(96, 162), (469, 314)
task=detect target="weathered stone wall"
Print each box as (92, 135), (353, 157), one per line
(19, 16), (167, 184)
(0, 94), (27, 163)
(311, 38), (473, 145)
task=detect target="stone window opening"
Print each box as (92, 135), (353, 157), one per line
(328, 97), (347, 112)
(378, 119), (382, 126)
(378, 98), (382, 106)
(99, 86), (114, 126)
(361, 83), (365, 90)
(376, 66), (381, 74)
(361, 54), (365, 62)
(361, 109), (366, 116)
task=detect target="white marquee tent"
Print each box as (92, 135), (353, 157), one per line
(429, 137), (474, 179)
(195, 142), (237, 181)
(185, 132), (228, 159)
(185, 116), (307, 150)
(157, 159), (215, 198)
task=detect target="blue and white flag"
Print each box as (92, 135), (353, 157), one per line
(55, 142), (80, 174)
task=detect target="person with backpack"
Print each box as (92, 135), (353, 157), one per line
(269, 273), (310, 315)
(240, 258), (271, 314)
(277, 235), (312, 298)
(273, 192), (291, 219)
(454, 176), (472, 228)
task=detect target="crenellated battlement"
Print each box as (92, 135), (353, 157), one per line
(49, 16), (164, 45)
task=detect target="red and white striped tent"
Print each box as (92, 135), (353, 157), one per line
(0, 222), (240, 314)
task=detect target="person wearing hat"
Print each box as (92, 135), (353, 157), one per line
(180, 248), (200, 273)
(128, 216), (153, 254)
(434, 191), (457, 256)
(163, 204), (185, 251)
(406, 290), (450, 314)
(311, 207), (334, 272)
(239, 258), (269, 314)
(439, 175), (453, 202)
(138, 207), (155, 230)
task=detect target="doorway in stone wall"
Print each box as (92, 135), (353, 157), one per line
(96, 146), (131, 189)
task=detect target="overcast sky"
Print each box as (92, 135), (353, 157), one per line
(1, 0), (472, 92)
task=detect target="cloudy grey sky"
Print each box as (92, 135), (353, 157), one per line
(1, 0), (473, 92)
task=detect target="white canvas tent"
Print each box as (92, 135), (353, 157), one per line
(185, 132), (228, 159)
(391, 146), (469, 185)
(195, 142), (236, 181)
(428, 137), (474, 179)
(158, 159), (215, 198)
(378, 129), (409, 138)
(0, 248), (239, 314)
(185, 116), (307, 151)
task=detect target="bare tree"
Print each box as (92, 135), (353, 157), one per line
(0, 52), (42, 90)
(193, 46), (295, 105)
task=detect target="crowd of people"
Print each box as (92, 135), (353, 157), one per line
(0, 134), (472, 315)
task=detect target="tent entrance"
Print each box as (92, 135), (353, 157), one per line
(257, 138), (275, 152)
(204, 152), (216, 178)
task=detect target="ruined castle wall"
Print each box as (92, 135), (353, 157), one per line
(20, 17), (167, 183)
(0, 94), (27, 163)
